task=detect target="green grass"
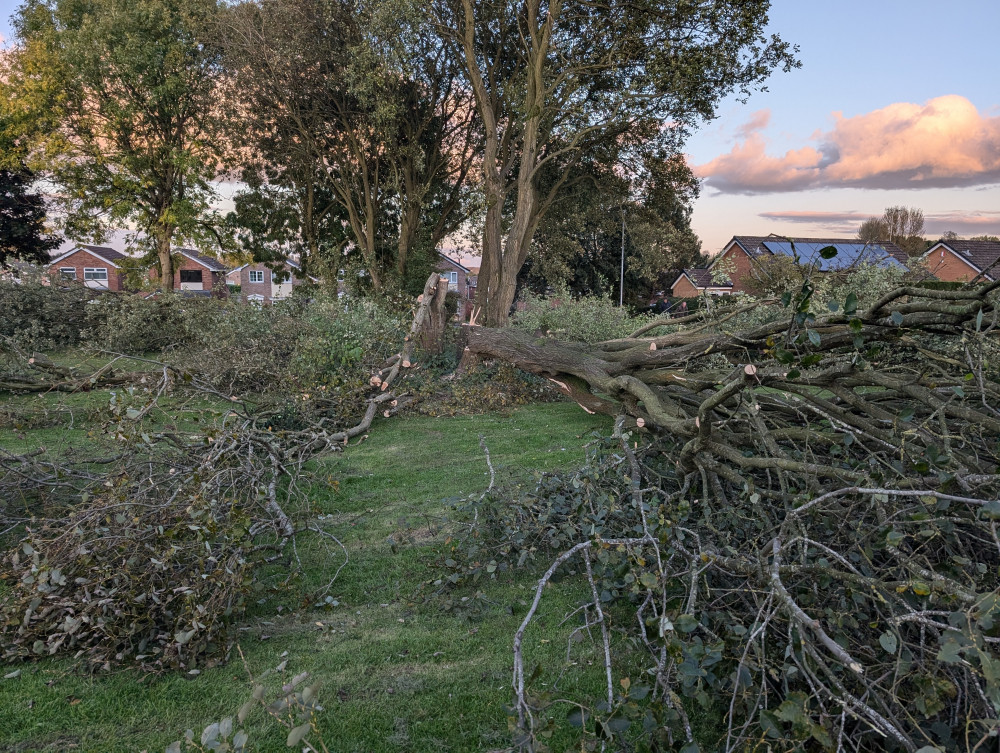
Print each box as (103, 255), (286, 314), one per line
(1, 401), (630, 753)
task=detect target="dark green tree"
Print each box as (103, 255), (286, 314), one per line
(0, 168), (59, 267)
(522, 153), (703, 306)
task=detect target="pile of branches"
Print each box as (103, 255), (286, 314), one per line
(462, 281), (1000, 750)
(0, 274), (449, 671)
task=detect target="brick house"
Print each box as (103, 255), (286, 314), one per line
(227, 259), (316, 303)
(921, 240), (1000, 283)
(46, 245), (127, 291)
(436, 253), (473, 318)
(669, 268), (733, 298)
(170, 248), (228, 296)
(681, 236), (909, 295)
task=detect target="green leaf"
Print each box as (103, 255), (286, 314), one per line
(976, 308), (984, 332)
(891, 311), (904, 326)
(844, 292), (858, 315)
(827, 299), (839, 312)
(237, 700), (254, 724)
(286, 723), (311, 747)
(879, 631), (898, 654)
(679, 743), (701, 753)
(165, 743), (182, 753)
(676, 613), (699, 633)
(819, 245), (838, 259)
(606, 716), (631, 733)
(232, 731), (248, 752)
(807, 329), (821, 347)
(937, 637), (963, 664)
(898, 407), (915, 423)
(786, 369), (801, 380)
(638, 571), (658, 589)
(567, 708), (589, 728)
(980, 501), (1000, 520)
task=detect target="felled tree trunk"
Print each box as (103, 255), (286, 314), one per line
(467, 283), (1000, 498)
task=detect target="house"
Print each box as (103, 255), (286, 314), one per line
(170, 248), (228, 296)
(436, 253), (473, 318)
(45, 245), (128, 291)
(227, 259), (317, 304)
(921, 240), (1000, 283)
(669, 268), (733, 298)
(677, 236), (909, 296)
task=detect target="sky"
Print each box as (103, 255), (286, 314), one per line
(686, 0), (1000, 254)
(3, 0), (999, 260)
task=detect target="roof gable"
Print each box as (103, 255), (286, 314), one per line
(925, 240), (1000, 280)
(672, 268), (732, 290)
(437, 252), (470, 273)
(48, 245), (127, 268)
(716, 235), (907, 271)
(176, 248), (227, 272)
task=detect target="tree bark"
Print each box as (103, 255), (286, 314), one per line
(154, 224), (175, 293)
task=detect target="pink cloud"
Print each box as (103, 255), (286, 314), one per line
(697, 95), (1000, 193)
(755, 209), (1000, 239)
(735, 109), (770, 140)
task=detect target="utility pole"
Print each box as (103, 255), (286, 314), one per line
(620, 206), (626, 306)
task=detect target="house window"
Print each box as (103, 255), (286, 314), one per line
(180, 269), (203, 283)
(60, 268), (77, 280)
(246, 294), (265, 306)
(272, 271), (291, 284)
(83, 268), (108, 281)
(248, 270), (264, 283)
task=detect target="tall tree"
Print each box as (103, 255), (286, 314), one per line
(217, 0), (479, 288)
(434, 0), (798, 325)
(7, 0), (226, 291)
(524, 152), (702, 304)
(857, 206), (925, 256)
(0, 168), (59, 267)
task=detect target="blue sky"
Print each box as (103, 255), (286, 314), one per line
(687, 0), (1000, 252)
(4, 0), (999, 256)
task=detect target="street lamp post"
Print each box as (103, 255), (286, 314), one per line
(619, 206), (625, 306)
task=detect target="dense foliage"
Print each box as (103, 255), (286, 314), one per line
(0, 168), (59, 267)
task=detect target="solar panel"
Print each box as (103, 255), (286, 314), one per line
(760, 241), (904, 271)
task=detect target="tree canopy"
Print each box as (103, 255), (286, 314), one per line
(0, 168), (59, 267)
(434, 0), (799, 323)
(5, 0), (227, 290)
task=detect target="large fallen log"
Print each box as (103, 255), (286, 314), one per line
(467, 281), (1000, 499)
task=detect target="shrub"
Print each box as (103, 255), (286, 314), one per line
(290, 294), (407, 386)
(0, 277), (96, 351)
(512, 288), (653, 343)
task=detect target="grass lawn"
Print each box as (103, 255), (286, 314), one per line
(0, 401), (634, 753)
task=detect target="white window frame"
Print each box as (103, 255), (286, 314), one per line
(83, 267), (108, 281)
(248, 270), (264, 283)
(60, 267), (77, 280)
(271, 271), (291, 284)
(246, 294), (265, 306)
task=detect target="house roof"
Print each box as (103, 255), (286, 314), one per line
(723, 236), (907, 270)
(229, 258), (320, 283)
(176, 248), (227, 272)
(671, 268), (733, 290)
(437, 252), (470, 273)
(924, 240), (1000, 280)
(48, 244), (128, 268)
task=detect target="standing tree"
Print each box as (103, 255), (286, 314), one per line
(434, 0), (798, 325)
(7, 0), (227, 291)
(858, 205), (926, 256)
(217, 0), (479, 288)
(0, 168), (59, 267)
(524, 152), (702, 304)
